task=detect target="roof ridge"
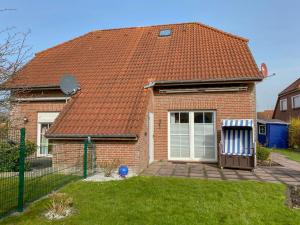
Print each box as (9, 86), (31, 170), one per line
(36, 22), (248, 57)
(90, 22), (248, 42)
(193, 22), (248, 42)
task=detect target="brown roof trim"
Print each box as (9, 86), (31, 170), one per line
(46, 133), (138, 141)
(1, 85), (60, 90)
(278, 77), (300, 95)
(145, 77), (262, 88)
(278, 88), (300, 97)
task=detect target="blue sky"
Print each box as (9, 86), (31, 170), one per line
(1, 0), (299, 111)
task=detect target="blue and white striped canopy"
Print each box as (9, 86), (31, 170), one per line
(222, 129), (253, 156)
(222, 119), (254, 127)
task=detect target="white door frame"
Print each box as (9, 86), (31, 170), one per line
(148, 112), (154, 163)
(168, 111), (217, 162)
(37, 112), (59, 157)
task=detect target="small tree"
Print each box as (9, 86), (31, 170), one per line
(289, 117), (300, 150)
(0, 8), (32, 128)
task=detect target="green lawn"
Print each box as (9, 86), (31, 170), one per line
(2, 176), (300, 225)
(269, 148), (300, 163)
(0, 173), (80, 218)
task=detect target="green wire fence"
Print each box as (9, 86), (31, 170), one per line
(0, 128), (95, 218)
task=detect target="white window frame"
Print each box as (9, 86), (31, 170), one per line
(292, 94), (300, 109)
(168, 111), (217, 162)
(280, 98), (287, 111)
(258, 124), (266, 135)
(37, 112), (59, 157)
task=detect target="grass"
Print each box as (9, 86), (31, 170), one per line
(0, 172), (80, 218)
(269, 148), (300, 163)
(1, 176), (300, 225)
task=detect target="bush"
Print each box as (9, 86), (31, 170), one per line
(45, 193), (73, 220)
(100, 159), (121, 177)
(256, 145), (270, 161)
(0, 140), (37, 172)
(289, 117), (300, 149)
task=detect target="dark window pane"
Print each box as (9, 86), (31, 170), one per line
(175, 113), (179, 123)
(204, 112), (213, 123)
(259, 125), (266, 134)
(180, 112), (189, 123)
(194, 112), (204, 123)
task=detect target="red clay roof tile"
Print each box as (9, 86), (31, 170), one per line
(6, 22), (261, 137)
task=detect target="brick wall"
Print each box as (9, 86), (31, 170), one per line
(51, 141), (84, 169)
(153, 83), (256, 161)
(51, 139), (147, 173)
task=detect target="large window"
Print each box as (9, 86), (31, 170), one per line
(280, 99), (287, 111)
(292, 94), (300, 109)
(169, 111), (216, 161)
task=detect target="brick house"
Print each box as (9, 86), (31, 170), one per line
(4, 23), (263, 172)
(273, 77), (300, 122)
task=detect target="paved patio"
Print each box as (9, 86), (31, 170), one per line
(141, 153), (300, 185)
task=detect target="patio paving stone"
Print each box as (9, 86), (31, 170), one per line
(141, 153), (300, 185)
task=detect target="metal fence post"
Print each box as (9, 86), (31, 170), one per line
(83, 139), (88, 179)
(17, 128), (26, 212)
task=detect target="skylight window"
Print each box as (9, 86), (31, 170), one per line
(159, 29), (172, 37)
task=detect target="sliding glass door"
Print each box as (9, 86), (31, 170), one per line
(169, 111), (216, 161)
(169, 112), (190, 159)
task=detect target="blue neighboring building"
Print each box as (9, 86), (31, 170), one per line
(257, 119), (289, 149)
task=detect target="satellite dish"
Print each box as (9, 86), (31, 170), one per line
(59, 75), (80, 95)
(260, 63), (268, 77)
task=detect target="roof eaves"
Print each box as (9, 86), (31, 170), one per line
(278, 88), (300, 97)
(257, 119), (289, 125)
(145, 77), (263, 88)
(1, 84), (60, 90)
(46, 133), (138, 140)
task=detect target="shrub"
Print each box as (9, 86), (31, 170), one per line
(100, 159), (121, 177)
(0, 140), (37, 172)
(45, 193), (73, 220)
(256, 145), (270, 161)
(289, 117), (300, 150)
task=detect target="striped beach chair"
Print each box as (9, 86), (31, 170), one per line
(219, 119), (256, 170)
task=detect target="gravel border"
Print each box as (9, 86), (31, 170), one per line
(84, 171), (137, 182)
